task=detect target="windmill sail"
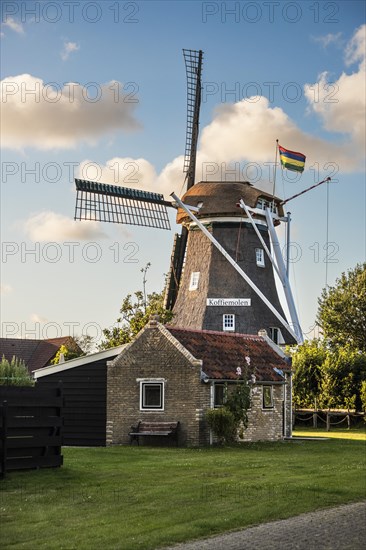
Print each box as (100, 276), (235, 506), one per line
(183, 49), (203, 189)
(74, 179), (172, 230)
(164, 49), (203, 310)
(73, 49), (204, 311)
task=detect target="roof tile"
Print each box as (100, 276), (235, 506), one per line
(166, 326), (290, 382)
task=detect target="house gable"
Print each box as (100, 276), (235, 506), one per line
(109, 318), (202, 370)
(107, 320), (207, 446)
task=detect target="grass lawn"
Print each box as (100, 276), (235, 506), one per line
(294, 425), (366, 441)
(1, 430), (365, 550)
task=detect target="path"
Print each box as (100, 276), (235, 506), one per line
(163, 501), (366, 550)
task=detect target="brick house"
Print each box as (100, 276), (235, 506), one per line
(107, 318), (292, 446)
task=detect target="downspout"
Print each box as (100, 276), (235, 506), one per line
(289, 372), (293, 437)
(209, 382), (214, 446)
(284, 373), (287, 438)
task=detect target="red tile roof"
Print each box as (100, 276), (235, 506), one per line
(166, 326), (290, 382)
(0, 337), (79, 374)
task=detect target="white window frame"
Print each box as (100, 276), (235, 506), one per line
(256, 197), (278, 214)
(140, 381), (165, 411)
(189, 271), (200, 291)
(223, 314), (235, 332)
(255, 248), (265, 267)
(262, 385), (274, 409)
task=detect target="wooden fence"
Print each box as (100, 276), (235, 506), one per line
(0, 385), (63, 478)
(293, 408), (365, 430)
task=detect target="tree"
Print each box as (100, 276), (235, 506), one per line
(360, 381), (366, 415)
(99, 290), (173, 350)
(292, 340), (327, 408)
(320, 346), (366, 411)
(0, 355), (34, 386)
(317, 263), (366, 352)
(73, 334), (96, 355)
(292, 263), (366, 411)
(51, 344), (83, 365)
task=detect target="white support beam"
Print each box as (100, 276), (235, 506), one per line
(238, 199), (282, 280)
(264, 208), (304, 344)
(171, 192), (301, 343)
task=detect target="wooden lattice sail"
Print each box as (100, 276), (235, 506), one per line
(74, 179), (172, 230)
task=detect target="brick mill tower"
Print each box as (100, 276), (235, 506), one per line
(169, 180), (296, 345)
(73, 49), (302, 345)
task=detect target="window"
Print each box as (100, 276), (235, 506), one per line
(262, 386), (274, 409)
(223, 314), (235, 332)
(214, 384), (225, 407)
(268, 327), (284, 345)
(255, 248), (265, 267)
(256, 197), (278, 214)
(189, 271), (200, 291)
(140, 382), (164, 411)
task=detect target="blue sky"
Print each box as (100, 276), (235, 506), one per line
(1, 1), (365, 345)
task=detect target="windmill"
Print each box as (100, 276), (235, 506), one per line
(74, 49), (303, 345)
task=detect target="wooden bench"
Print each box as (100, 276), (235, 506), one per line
(129, 421), (180, 446)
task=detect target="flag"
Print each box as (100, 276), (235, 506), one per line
(279, 145), (306, 173)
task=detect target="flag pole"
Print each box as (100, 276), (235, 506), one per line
(272, 139), (279, 206)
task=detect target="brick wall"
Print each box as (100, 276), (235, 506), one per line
(106, 322), (210, 447)
(284, 373), (292, 437)
(107, 321), (289, 446)
(239, 384), (284, 442)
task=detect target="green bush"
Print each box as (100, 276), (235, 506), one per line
(225, 383), (250, 427)
(206, 382), (251, 444)
(205, 408), (237, 445)
(0, 355), (34, 386)
(360, 381), (366, 417)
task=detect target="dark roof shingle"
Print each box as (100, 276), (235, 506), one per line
(0, 337), (80, 373)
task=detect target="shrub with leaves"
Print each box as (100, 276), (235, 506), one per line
(225, 382), (251, 428)
(0, 355), (34, 386)
(206, 375), (251, 444)
(205, 408), (237, 445)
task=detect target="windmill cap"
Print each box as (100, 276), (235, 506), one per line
(176, 181), (284, 224)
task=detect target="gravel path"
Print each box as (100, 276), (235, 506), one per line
(163, 501), (366, 550)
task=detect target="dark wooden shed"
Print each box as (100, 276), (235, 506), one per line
(34, 346), (125, 446)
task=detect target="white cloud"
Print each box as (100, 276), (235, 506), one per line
(77, 156), (187, 199)
(345, 24), (366, 69)
(61, 41), (80, 61)
(1, 74), (140, 150)
(24, 212), (107, 242)
(2, 17), (24, 35)
(78, 157), (158, 191)
(1, 284), (13, 295)
(304, 25), (366, 171)
(199, 97), (362, 174)
(30, 313), (48, 323)
(311, 32), (343, 49)
(79, 70), (364, 202)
